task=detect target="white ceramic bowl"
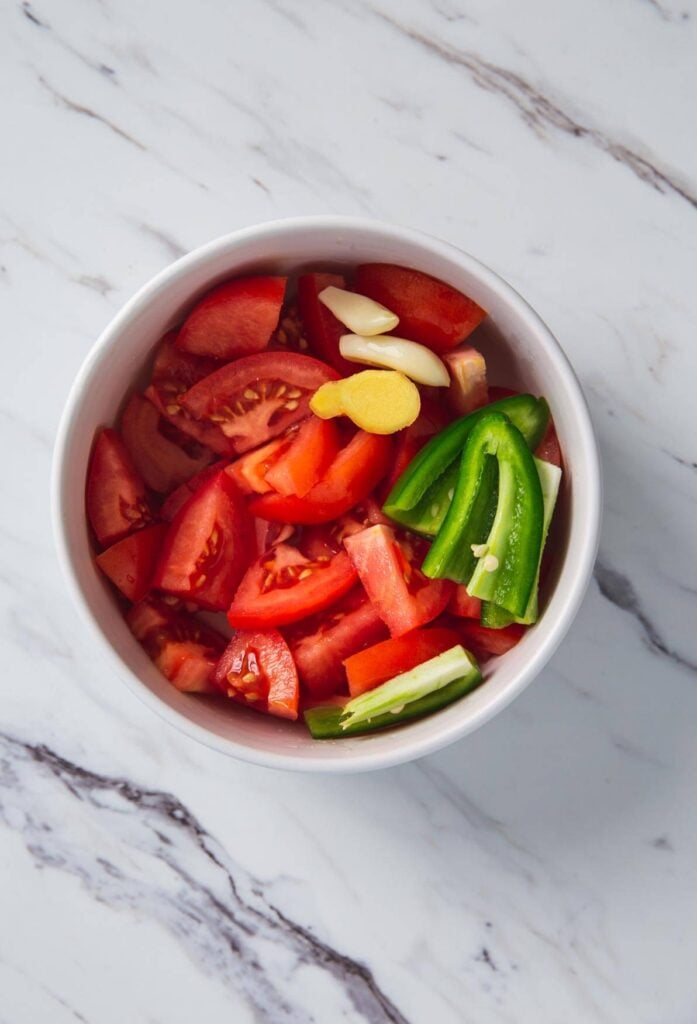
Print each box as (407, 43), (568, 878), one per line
(52, 216), (601, 773)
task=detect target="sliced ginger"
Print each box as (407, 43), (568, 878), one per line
(310, 370), (421, 435)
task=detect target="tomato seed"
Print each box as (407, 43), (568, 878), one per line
(243, 388), (259, 401)
(284, 399), (299, 411)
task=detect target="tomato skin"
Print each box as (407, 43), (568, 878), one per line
(127, 596), (227, 694)
(96, 523), (168, 602)
(297, 272), (355, 375)
(344, 524), (454, 637)
(535, 418), (562, 468)
(264, 416), (341, 498)
(161, 461), (227, 521)
(448, 619), (526, 658)
(213, 629), (299, 720)
(176, 276), (287, 359)
(250, 431), (393, 524)
(121, 393), (213, 493)
(448, 585), (482, 620)
(344, 626), (462, 698)
(287, 588), (388, 699)
(355, 263), (486, 353)
(180, 351), (339, 455)
(86, 429), (153, 548)
(154, 469), (254, 611)
(227, 545), (357, 629)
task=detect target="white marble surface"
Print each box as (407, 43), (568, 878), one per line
(2, 0), (697, 1020)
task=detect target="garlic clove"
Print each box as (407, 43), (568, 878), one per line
(339, 333), (450, 387)
(319, 286), (399, 336)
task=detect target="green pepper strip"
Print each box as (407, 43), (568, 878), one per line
(422, 412), (544, 618)
(383, 395), (548, 536)
(480, 456), (562, 628)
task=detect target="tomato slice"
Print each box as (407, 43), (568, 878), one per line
(127, 596), (227, 694)
(250, 431), (392, 524)
(379, 399), (449, 500)
(145, 333), (229, 455)
(355, 263), (486, 353)
(448, 619), (526, 658)
(161, 461), (227, 521)
(344, 525), (453, 637)
(176, 276), (287, 359)
(297, 272), (355, 375)
(212, 629), (299, 720)
(180, 351), (339, 455)
(286, 587), (388, 699)
(86, 429), (154, 547)
(535, 418), (562, 468)
(95, 522), (168, 602)
(344, 625), (462, 698)
(154, 469), (254, 611)
(120, 393), (214, 494)
(448, 585), (482, 620)
(264, 416), (340, 498)
(227, 544), (357, 629)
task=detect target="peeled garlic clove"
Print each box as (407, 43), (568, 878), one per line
(339, 334), (450, 387)
(318, 286), (399, 336)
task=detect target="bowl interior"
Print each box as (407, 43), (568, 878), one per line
(54, 219), (599, 771)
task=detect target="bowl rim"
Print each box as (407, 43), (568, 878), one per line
(51, 215), (601, 773)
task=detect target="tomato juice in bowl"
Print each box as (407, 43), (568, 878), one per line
(52, 217), (600, 772)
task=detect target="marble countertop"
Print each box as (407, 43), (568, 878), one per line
(2, 0), (697, 1020)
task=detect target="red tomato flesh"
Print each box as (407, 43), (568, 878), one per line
(180, 351), (338, 455)
(287, 587), (388, 699)
(264, 416), (341, 498)
(121, 393), (213, 493)
(127, 597), (227, 694)
(268, 303), (311, 354)
(451, 620), (527, 658)
(96, 522), (168, 602)
(297, 272), (356, 375)
(535, 418), (562, 468)
(176, 275), (287, 360)
(344, 524), (453, 637)
(379, 399), (449, 500)
(355, 263), (486, 353)
(344, 625), (462, 698)
(448, 585), (482, 620)
(161, 461), (227, 521)
(213, 629), (299, 720)
(86, 429), (153, 548)
(250, 430), (392, 524)
(154, 469), (254, 611)
(227, 544), (357, 629)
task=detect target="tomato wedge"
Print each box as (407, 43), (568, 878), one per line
(86, 429), (153, 547)
(265, 416), (341, 498)
(253, 519), (295, 557)
(227, 544), (357, 629)
(154, 469), (254, 611)
(180, 352), (338, 455)
(268, 304), (310, 354)
(355, 263), (486, 353)
(212, 629), (299, 720)
(535, 418), (562, 468)
(176, 276), (287, 359)
(344, 625), (462, 698)
(299, 499), (389, 561)
(228, 437), (287, 496)
(250, 431), (392, 524)
(121, 393), (214, 493)
(96, 522), (168, 602)
(344, 525), (453, 637)
(448, 585), (482, 620)
(297, 272), (355, 375)
(127, 597), (227, 694)
(287, 587), (388, 699)
(161, 461), (227, 521)
(448, 619), (527, 658)
(379, 399), (449, 500)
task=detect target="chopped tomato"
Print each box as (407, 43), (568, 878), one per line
(299, 499), (389, 561)
(487, 386), (518, 402)
(176, 276), (287, 359)
(250, 431), (392, 524)
(212, 629), (299, 720)
(227, 544), (357, 629)
(86, 429), (153, 547)
(448, 585), (482, 620)
(450, 619), (527, 658)
(379, 399), (449, 499)
(161, 461), (227, 521)
(253, 518), (295, 557)
(535, 418), (562, 468)
(355, 264), (486, 353)
(443, 346), (489, 415)
(265, 416), (341, 498)
(344, 625), (462, 698)
(344, 525), (453, 637)
(287, 587), (388, 699)
(228, 436), (288, 495)
(120, 393), (213, 493)
(127, 596), (227, 694)
(154, 470), (253, 611)
(95, 522), (168, 602)
(268, 303), (311, 354)
(145, 333), (228, 455)
(180, 351), (338, 455)
(297, 272), (355, 375)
